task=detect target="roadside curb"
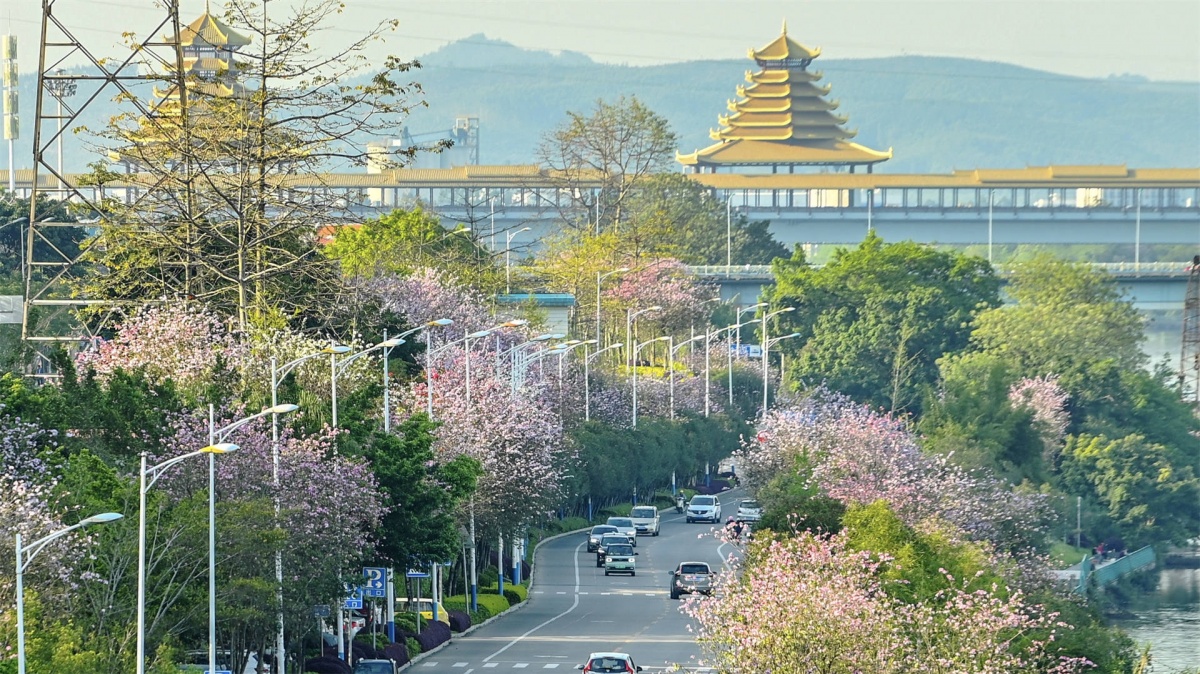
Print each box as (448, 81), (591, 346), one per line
(398, 525), (589, 671)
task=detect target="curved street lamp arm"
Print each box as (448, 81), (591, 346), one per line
(143, 448), (211, 491)
(586, 342), (623, 363)
(335, 339), (406, 377)
(18, 521), (89, 570)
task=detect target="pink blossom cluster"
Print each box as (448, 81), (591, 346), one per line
(1009, 375), (1070, 454)
(684, 530), (1092, 673)
(75, 304), (249, 399)
(157, 407), (384, 572)
(0, 474), (78, 614)
(604, 259), (716, 335)
(369, 269), (496, 339)
(0, 405), (55, 479)
(391, 346), (571, 533)
(736, 390), (1050, 551)
(242, 329), (379, 405)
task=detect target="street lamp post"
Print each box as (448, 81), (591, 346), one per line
(735, 303), (767, 360)
(760, 308), (795, 412)
(136, 443), (239, 674)
(764, 332), (802, 410)
(632, 336), (670, 427)
(584, 342), (623, 421)
(625, 306), (661, 369)
(596, 267), (630, 341)
(208, 406), (295, 674)
(669, 334), (707, 420)
(16, 513), (123, 674)
(505, 227), (531, 294)
(45, 69), (76, 196)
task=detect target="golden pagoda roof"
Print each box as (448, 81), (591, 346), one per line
(677, 138), (892, 167)
(749, 21), (821, 62)
(679, 24), (889, 169)
(172, 10), (251, 48)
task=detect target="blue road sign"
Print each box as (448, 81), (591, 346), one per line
(363, 567), (387, 597)
(342, 583), (364, 609)
(405, 569), (429, 578)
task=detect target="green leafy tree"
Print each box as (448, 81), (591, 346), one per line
(1059, 433), (1200, 546)
(969, 254), (1146, 378)
(366, 419), (482, 567)
(324, 206), (501, 291)
(763, 234), (1001, 412)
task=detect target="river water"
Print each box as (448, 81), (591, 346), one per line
(1114, 566), (1199, 672)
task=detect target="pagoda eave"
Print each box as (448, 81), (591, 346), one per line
(678, 138), (893, 168)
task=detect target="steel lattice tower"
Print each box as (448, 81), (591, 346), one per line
(1180, 255), (1200, 403)
(23, 0), (188, 361)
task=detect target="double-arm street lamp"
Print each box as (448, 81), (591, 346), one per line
(136, 442), (240, 674)
(625, 306), (661, 369)
(17, 513), (124, 674)
(735, 302), (767, 358)
(632, 336), (671, 427)
(499, 332), (563, 387)
(760, 307), (796, 412)
(427, 320), (529, 417)
(596, 267), (630, 341)
(765, 331), (803, 408)
(584, 342), (623, 421)
(208, 406), (296, 674)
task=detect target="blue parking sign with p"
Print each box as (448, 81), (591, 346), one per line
(363, 566), (387, 598)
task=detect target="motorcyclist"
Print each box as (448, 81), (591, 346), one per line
(675, 494), (686, 514)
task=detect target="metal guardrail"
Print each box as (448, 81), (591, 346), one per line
(1076, 545), (1157, 593)
(687, 262), (1193, 280)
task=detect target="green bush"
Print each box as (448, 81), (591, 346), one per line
(557, 516), (590, 532)
(443, 595), (494, 624)
(479, 566), (499, 587)
(503, 583), (528, 604)
(406, 637), (420, 657)
(392, 612), (419, 634)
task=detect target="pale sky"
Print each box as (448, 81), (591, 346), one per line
(4, 0), (1199, 81)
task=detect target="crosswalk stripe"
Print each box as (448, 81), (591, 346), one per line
(454, 663), (469, 668)
(513, 664), (528, 669)
(482, 664), (498, 669)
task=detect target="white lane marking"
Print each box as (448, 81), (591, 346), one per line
(483, 540), (585, 663)
(482, 664), (498, 669)
(556, 591), (566, 594)
(454, 663), (469, 668)
(513, 664), (529, 669)
(543, 665), (560, 669)
(421, 663), (438, 667)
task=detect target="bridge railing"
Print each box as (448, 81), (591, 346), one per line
(686, 262), (1192, 280)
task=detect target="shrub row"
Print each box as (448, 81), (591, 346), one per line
(415, 620), (451, 652)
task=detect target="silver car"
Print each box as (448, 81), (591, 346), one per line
(686, 495), (721, 523)
(605, 516), (637, 546)
(736, 499), (763, 522)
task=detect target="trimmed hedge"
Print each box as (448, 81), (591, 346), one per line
(447, 609), (471, 632)
(415, 620), (451, 652)
(382, 642), (409, 667)
(504, 583), (529, 603)
(405, 637), (420, 658)
(444, 593), (510, 617)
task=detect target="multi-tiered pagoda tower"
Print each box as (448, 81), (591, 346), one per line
(677, 23), (891, 173)
(154, 4), (251, 114)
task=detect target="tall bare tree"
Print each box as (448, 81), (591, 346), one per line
(78, 0), (444, 331)
(536, 96), (677, 232)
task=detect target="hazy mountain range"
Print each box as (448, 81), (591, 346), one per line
(8, 33), (1199, 174)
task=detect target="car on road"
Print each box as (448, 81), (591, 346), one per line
(686, 495), (722, 523)
(603, 543), (637, 576)
(605, 516), (637, 545)
(576, 652), (644, 672)
(669, 561), (714, 599)
(353, 659), (398, 674)
(628, 505), (660, 537)
(586, 524), (619, 552)
(596, 533), (630, 567)
(736, 499), (763, 522)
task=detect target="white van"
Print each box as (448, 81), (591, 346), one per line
(629, 505), (660, 537)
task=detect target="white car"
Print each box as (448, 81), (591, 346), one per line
(576, 652), (643, 672)
(736, 499), (763, 522)
(686, 495), (721, 523)
(628, 505), (660, 536)
(605, 516), (637, 546)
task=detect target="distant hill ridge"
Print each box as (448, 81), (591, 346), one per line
(404, 36), (1200, 173)
(8, 36), (1198, 174)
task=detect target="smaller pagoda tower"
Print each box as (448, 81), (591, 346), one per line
(678, 22), (891, 173)
(154, 3), (252, 114)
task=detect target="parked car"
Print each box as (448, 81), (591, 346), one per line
(669, 561), (714, 599)
(603, 543), (637, 576)
(596, 533), (629, 567)
(576, 652), (644, 672)
(586, 524), (619, 552)
(397, 598), (449, 624)
(605, 516), (637, 545)
(686, 495), (722, 523)
(628, 505), (660, 536)
(353, 659), (398, 674)
(736, 499), (763, 522)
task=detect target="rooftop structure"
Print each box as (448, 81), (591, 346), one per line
(153, 4), (252, 111)
(677, 21), (891, 173)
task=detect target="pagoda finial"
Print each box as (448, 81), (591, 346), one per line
(205, 0), (211, 14)
(782, 19), (787, 35)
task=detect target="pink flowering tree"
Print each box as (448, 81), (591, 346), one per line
(605, 259), (716, 336)
(735, 390), (1051, 553)
(392, 343), (570, 534)
(75, 304), (249, 402)
(684, 529), (1092, 673)
(1009, 375), (1070, 455)
(369, 268), (496, 337)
